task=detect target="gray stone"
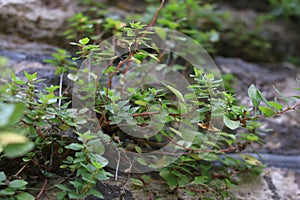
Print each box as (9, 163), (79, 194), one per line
(229, 168), (300, 200)
(0, 0), (79, 43)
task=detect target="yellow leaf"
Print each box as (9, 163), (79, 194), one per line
(240, 154), (262, 166)
(0, 132), (28, 147)
(198, 123), (220, 132)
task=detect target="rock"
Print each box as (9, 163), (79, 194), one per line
(0, 0), (79, 45)
(0, 34), (58, 54)
(229, 168), (300, 200)
(215, 56), (300, 155)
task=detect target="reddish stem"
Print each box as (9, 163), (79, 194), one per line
(35, 179), (48, 200)
(145, 0), (165, 31)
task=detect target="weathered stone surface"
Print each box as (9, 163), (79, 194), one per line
(229, 168), (300, 200)
(0, 0), (79, 44)
(0, 34), (58, 55)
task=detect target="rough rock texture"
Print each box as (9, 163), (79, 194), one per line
(0, 34), (58, 55)
(229, 168), (300, 200)
(215, 57), (300, 155)
(0, 0), (79, 45)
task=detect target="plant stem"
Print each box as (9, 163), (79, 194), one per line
(58, 72), (64, 109)
(35, 179), (48, 200)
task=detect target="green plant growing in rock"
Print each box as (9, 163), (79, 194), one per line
(65, 18), (300, 198)
(57, 131), (111, 199)
(0, 68), (112, 199)
(0, 1), (300, 200)
(64, 1), (126, 45)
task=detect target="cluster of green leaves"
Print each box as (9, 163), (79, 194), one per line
(57, 131), (111, 199)
(143, 0), (229, 52)
(67, 22), (299, 199)
(0, 171), (34, 200)
(64, 0), (126, 43)
(0, 1), (299, 199)
(0, 52), (111, 199)
(269, 0), (300, 18)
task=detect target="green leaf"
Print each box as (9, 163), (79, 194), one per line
(4, 142), (34, 158)
(89, 189), (104, 199)
(8, 103), (26, 126)
(130, 178), (144, 186)
(86, 140), (105, 154)
(24, 70), (37, 81)
(177, 175), (190, 187)
(221, 156), (240, 166)
(68, 192), (86, 199)
(258, 106), (275, 117)
(223, 116), (240, 130)
(273, 85), (289, 104)
(0, 103), (15, 127)
(194, 176), (209, 185)
(9, 180), (27, 188)
(65, 143), (84, 151)
(256, 89), (272, 107)
(79, 37), (90, 45)
(197, 152), (219, 161)
(155, 27), (166, 40)
(240, 154), (262, 166)
(15, 192), (35, 200)
(141, 174), (151, 182)
(159, 171), (178, 190)
(246, 134), (259, 141)
(56, 191), (67, 200)
(0, 172), (6, 182)
(169, 127), (182, 137)
(135, 146), (142, 154)
(268, 101), (283, 111)
(135, 100), (148, 106)
(137, 157), (147, 165)
(248, 84), (261, 107)
(0, 189), (15, 195)
(56, 184), (71, 192)
(88, 153), (108, 167)
(161, 82), (185, 103)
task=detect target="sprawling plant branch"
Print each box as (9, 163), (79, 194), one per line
(146, 0), (165, 31)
